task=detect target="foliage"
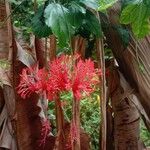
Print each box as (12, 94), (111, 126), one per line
(34, 0), (101, 47)
(114, 25), (130, 47)
(120, 0), (150, 38)
(0, 60), (11, 87)
(140, 121), (150, 147)
(10, 0), (119, 46)
(59, 91), (100, 149)
(82, 10), (102, 37)
(0, 59), (10, 70)
(67, 1), (86, 29)
(11, 0), (45, 40)
(9, 0), (21, 5)
(80, 94), (100, 150)
(80, 0), (99, 9)
(98, 0), (118, 11)
(11, 0), (34, 40)
(32, 6), (52, 38)
(11, 0), (150, 41)
(47, 91), (100, 149)
(44, 3), (73, 47)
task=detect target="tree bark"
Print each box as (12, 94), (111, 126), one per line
(101, 2), (150, 130)
(108, 66), (143, 150)
(35, 38), (45, 68)
(96, 38), (107, 150)
(0, 1), (17, 149)
(49, 35), (56, 61)
(0, 0), (9, 59)
(72, 99), (81, 150)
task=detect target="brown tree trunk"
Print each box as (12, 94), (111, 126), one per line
(53, 96), (65, 150)
(101, 2), (150, 130)
(71, 36), (86, 58)
(0, 1), (17, 149)
(108, 66), (143, 150)
(14, 37), (56, 150)
(106, 105), (114, 150)
(35, 38), (45, 68)
(49, 35), (56, 61)
(72, 99), (81, 150)
(0, 0), (9, 59)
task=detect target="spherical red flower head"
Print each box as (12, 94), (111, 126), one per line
(17, 64), (48, 99)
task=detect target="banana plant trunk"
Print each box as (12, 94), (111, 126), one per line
(107, 66), (143, 150)
(102, 2), (150, 130)
(0, 1), (18, 150)
(100, 2), (150, 149)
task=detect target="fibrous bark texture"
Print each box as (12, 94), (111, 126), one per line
(0, 1), (9, 59)
(0, 1), (17, 149)
(108, 67), (143, 150)
(102, 2), (150, 130)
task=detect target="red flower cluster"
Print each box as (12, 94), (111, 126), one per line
(71, 59), (99, 100)
(47, 55), (70, 100)
(17, 54), (100, 101)
(17, 64), (48, 99)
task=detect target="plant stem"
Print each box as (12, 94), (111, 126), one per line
(96, 38), (107, 150)
(72, 98), (80, 150)
(54, 95), (65, 149)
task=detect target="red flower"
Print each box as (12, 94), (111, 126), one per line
(47, 54), (100, 101)
(49, 56), (70, 91)
(39, 119), (51, 148)
(17, 64), (48, 99)
(17, 54), (100, 101)
(71, 59), (100, 100)
(46, 55), (71, 100)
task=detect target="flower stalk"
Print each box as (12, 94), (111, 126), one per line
(72, 98), (80, 150)
(54, 95), (65, 149)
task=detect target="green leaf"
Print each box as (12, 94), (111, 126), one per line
(80, 0), (99, 10)
(143, 0), (150, 6)
(31, 6), (52, 38)
(115, 26), (130, 47)
(120, 1), (150, 38)
(68, 1), (86, 14)
(121, 0), (140, 7)
(98, 0), (118, 11)
(44, 3), (73, 47)
(68, 1), (86, 29)
(84, 10), (102, 37)
(132, 18), (150, 38)
(120, 2), (141, 24)
(9, 0), (20, 4)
